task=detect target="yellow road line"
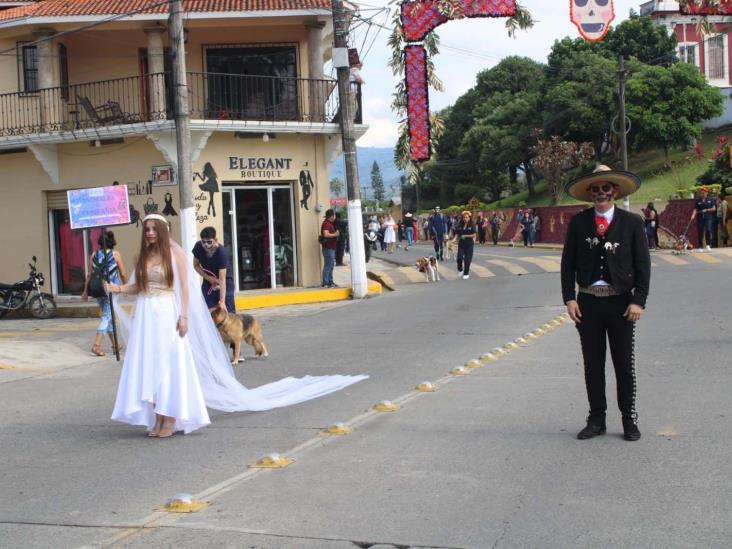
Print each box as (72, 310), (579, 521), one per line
(512, 256), (560, 272)
(692, 253), (722, 264)
(486, 259), (529, 275)
(235, 282), (381, 310)
(655, 254), (688, 266)
(469, 264), (496, 278)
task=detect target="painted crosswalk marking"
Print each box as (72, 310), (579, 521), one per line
(693, 253), (722, 264)
(485, 259), (529, 275)
(655, 254), (688, 266)
(469, 264), (496, 277)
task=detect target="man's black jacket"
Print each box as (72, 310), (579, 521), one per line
(561, 207), (651, 308)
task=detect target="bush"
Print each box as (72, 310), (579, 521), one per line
(453, 184), (485, 205)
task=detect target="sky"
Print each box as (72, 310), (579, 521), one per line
(352, 0), (642, 148)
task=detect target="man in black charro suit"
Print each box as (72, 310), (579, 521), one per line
(561, 165), (651, 442)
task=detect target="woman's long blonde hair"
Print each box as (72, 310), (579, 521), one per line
(134, 219), (174, 292)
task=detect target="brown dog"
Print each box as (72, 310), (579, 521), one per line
(209, 306), (268, 364)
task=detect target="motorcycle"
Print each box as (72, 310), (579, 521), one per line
(0, 256), (57, 319)
(364, 227), (378, 262)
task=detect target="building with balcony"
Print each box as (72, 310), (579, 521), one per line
(640, 0), (732, 127)
(0, 0), (365, 296)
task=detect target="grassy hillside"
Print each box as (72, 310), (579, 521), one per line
(486, 127), (730, 209)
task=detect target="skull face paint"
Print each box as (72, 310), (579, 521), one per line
(570, 0), (615, 42)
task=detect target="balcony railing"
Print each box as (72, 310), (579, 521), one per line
(0, 72), (345, 138)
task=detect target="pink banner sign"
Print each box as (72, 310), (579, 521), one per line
(330, 197), (348, 207)
(67, 185), (131, 230)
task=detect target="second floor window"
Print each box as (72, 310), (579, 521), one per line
(707, 35), (725, 80)
(21, 44), (38, 92)
(680, 44), (697, 65)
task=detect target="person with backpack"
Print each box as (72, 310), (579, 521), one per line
(82, 230), (128, 356)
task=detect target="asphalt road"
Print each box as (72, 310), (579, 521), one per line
(1, 249), (730, 548)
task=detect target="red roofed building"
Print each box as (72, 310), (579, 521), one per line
(0, 0), (366, 295)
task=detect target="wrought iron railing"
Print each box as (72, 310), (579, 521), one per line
(0, 72), (344, 137)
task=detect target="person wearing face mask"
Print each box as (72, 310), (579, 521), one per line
(561, 165), (651, 443)
(192, 226), (235, 313)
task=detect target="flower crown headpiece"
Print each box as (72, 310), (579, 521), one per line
(142, 213), (169, 229)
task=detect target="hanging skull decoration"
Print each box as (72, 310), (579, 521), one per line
(570, 0), (615, 42)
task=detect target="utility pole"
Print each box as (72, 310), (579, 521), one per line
(617, 54), (630, 211)
(331, 0), (368, 298)
(169, 0), (196, 253)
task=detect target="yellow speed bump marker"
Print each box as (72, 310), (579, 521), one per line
(481, 352), (497, 362)
(160, 493), (208, 513)
(450, 366), (470, 376)
(0, 363), (16, 369)
(514, 337), (529, 347)
(532, 328), (545, 336)
(542, 323), (554, 331)
(416, 381), (436, 392)
(372, 400), (400, 412)
(503, 342), (519, 351)
(549, 319), (562, 327)
(492, 347), (508, 356)
(524, 332), (538, 340)
(249, 453), (294, 469)
(321, 422), (353, 436)
(465, 359), (482, 369)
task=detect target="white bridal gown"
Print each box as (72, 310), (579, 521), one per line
(112, 245), (367, 434)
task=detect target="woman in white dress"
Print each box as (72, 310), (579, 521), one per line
(382, 214), (396, 253)
(106, 214), (367, 438)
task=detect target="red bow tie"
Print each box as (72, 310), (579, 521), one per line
(595, 215), (609, 237)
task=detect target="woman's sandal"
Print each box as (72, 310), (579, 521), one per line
(157, 419), (176, 438)
(148, 417), (163, 437)
(91, 344), (106, 357)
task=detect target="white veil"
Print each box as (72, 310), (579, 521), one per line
(114, 241), (367, 413)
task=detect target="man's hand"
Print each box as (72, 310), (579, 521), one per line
(624, 303), (643, 322)
(219, 300), (227, 313)
(566, 300), (582, 323)
(206, 275), (219, 286)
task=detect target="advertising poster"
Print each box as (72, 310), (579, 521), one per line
(152, 165), (176, 186)
(67, 185), (131, 230)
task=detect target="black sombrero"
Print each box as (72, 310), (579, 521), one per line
(565, 165), (641, 203)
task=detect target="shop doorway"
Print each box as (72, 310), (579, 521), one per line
(222, 184), (296, 290)
(48, 209), (101, 295)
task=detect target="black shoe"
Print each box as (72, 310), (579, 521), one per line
(577, 421), (606, 440)
(622, 418), (641, 441)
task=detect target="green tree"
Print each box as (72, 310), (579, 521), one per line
(370, 161), (385, 202)
(603, 15), (677, 65)
(543, 52), (617, 158)
(329, 177), (344, 197)
(625, 61), (724, 164)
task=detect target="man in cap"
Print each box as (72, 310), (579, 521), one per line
(561, 165), (651, 442)
(690, 186), (715, 251)
(429, 206), (447, 260)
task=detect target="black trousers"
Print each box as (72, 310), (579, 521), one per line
(576, 293), (638, 424)
(457, 239), (474, 275)
(433, 234), (444, 259)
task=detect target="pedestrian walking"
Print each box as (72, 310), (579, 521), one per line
(334, 212), (348, 266)
(476, 212), (487, 245)
(404, 212), (414, 250)
(383, 213), (396, 253)
(642, 203), (659, 250)
(429, 206), (447, 260)
(106, 214), (366, 438)
(454, 210), (476, 279)
(561, 165), (650, 442)
(489, 211), (501, 245)
(320, 209), (339, 287)
(690, 186), (715, 251)
(192, 226), (235, 312)
(82, 230), (127, 357)
(520, 210), (534, 247)
(717, 194), (729, 247)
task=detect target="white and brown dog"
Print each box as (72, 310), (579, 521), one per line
(416, 255), (440, 282)
(444, 236), (458, 260)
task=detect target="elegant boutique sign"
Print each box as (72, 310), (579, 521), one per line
(228, 156), (294, 179)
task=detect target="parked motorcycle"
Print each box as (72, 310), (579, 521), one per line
(364, 227), (378, 262)
(0, 256), (57, 319)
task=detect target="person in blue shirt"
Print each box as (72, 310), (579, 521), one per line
(429, 206), (447, 260)
(192, 227), (235, 312)
(690, 186), (716, 251)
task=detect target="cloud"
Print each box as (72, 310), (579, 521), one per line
(357, 115), (400, 147)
